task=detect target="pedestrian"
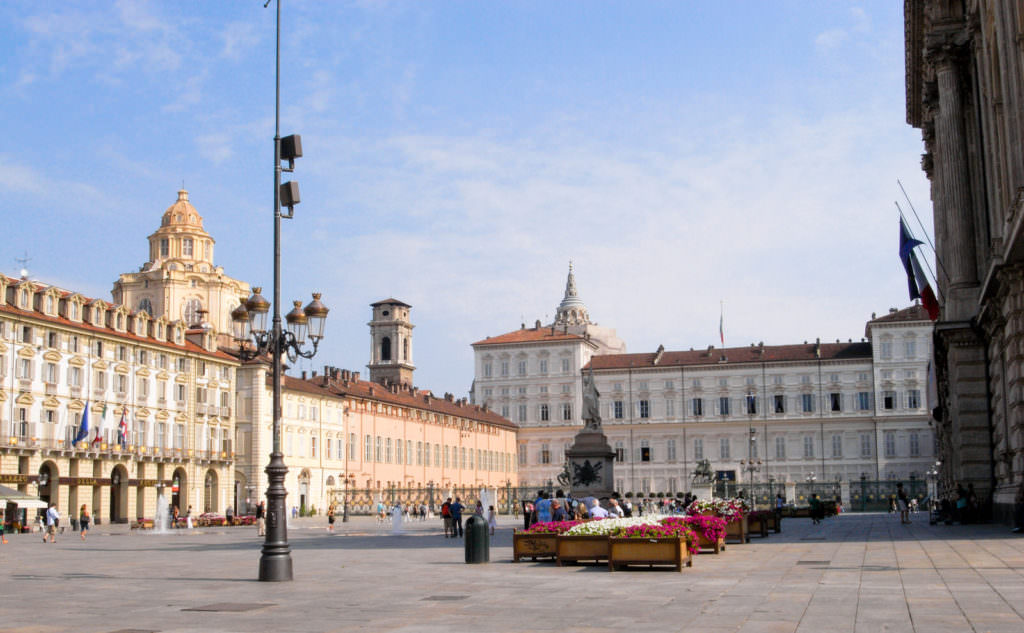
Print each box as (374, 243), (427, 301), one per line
(1, 509), (7, 544)
(450, 497), (465, 538)
(43, 503), (60, 543)
(327, 502), (336, 532)
(534, 491), (552, 524)
(897, 483), (910, 524)
(256, 501), (266, 536)
(551, 500), (567, 522)
(809, 494), (822, 525)
(79, 504), (90, 541)
(487, 505), (497, 536)
(173, 505), (180, 528)
(226, 505), (234, 525)
(609, 498), (624, 517)
(186, 505), (193, 529)
(441, 498), (453, 537)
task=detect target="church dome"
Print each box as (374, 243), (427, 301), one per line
(160, 189), (204, 229)
(554, 261), (590, 326)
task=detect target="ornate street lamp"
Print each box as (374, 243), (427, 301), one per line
(232, 0), (329, 583)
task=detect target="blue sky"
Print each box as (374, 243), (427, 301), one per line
(1, 1), (933, 396)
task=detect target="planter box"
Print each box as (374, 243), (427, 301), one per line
(513, 532), (558, 562)
(765, 512), (781, 533)
(695, 532), (725, 554)
(556, 534), (610, 565)
(724, 516), (749, 544)
(747, 514), (769, 538)
(609, 537), (693, 572)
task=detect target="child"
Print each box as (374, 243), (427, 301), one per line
(487, 505), (497, 536)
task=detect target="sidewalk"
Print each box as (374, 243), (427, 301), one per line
(1, 512), (1022, 633)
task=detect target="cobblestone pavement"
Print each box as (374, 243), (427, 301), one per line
(0, 511), (1022, 633)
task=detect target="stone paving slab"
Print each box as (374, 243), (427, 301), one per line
(0, 512), (1022, 633)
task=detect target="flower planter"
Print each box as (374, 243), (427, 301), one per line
(747, 513), (769, 538)
(724, 516), (749, 544)
(513, 532), (558, 562)
(696, 532), (726, 554)
(608, 536), (693, 572)
(556, 534), (610, 565)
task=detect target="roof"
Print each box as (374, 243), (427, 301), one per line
(472, 326), (590, 347)
(1, 274), (235, 361)
(371, 298), (411, 308)
(867, 304), (930, 324)
(275, 373), (518, 431)
(586, 341), (873, 371)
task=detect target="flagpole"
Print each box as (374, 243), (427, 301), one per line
(896, 202), (942, 294)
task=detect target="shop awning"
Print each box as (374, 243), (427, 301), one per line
(0, 484), (48, 509)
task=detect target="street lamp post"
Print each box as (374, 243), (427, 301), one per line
(231, 0), (329, 583)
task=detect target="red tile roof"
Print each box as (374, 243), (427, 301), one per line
(867, 304), (930, 324)
(274, 374), (518, 431)
(472, 326), (588, 347)
(586, 341), (872, 371)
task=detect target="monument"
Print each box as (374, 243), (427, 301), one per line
(566, 368), (616, 504)
(691, 458), (714, 501)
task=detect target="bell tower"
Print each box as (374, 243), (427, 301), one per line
(367, 298), (415, 387)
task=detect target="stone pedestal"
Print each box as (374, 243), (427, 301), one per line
(566, 429), (615, 502)
(691, 483), (713, 501)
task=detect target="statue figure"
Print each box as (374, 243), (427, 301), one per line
(556, 461), (572, 488)
(582, 368), (601, 430)
(692, 459), (713, 484)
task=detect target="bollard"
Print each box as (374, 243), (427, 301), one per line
(464, 514), (490, 564)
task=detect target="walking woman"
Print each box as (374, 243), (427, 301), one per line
(79, 504), (90, 541)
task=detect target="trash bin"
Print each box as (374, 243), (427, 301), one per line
(71, 517), (79, 532)
(464, 514), (489, 564)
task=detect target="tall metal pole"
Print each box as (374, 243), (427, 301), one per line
(259, 0), (292, 582)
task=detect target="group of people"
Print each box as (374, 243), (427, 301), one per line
(439, 497), (497, 537)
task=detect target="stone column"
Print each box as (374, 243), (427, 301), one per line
(929, 40), (979, 320)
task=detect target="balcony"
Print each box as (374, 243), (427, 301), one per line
(44, 382), (59, 396)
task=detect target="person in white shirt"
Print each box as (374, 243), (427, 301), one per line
(608, 499), (625, 518)
(588, 499), (609, 519)
(43, 504), (60, 543)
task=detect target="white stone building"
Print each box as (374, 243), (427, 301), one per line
(471, 268), (936, 494)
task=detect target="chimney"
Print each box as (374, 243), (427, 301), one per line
(301, 371), (307, 380)
(353, 371), (360, 381)
(534, 319), (542, 329)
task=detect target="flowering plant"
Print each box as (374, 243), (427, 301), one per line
(519, 520), (581, 535)
(563, 516), (670, 536)
(612, 523), (699, 554)
(662, 515), (727, 542)
(687, 498), (750, 521)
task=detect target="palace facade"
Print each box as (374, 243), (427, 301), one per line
(472, 268), (937, 495)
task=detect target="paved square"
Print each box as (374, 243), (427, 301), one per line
(1, 512), (1022, 633)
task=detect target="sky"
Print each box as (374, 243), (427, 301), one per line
(0, 1), (935, 398)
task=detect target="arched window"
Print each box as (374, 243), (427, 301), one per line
(138, 298), (153, 316)
(381, 336), (391, 361)
(403, 338), (409, 361)
(182, 238), (194, 257)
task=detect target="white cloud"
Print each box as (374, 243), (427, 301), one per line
(196, 133), (234, 165)
(221, 21), (260, 61)
(815, 28), (848, 51)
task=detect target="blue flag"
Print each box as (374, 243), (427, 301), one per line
(899, 218), (924, 301)
(74, 403), (90, 444)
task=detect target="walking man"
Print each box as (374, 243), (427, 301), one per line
(43, 503), (60, 543)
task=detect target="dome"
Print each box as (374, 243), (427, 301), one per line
(161, 189), (204, 229)
(554, 261), (591, 326)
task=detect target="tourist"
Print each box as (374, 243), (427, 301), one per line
(588, 499), (609, 519)
(534, 492), (552, 524)
(487, 505), (498, 536)
(897, 483), (910, 524)
(551, 500), (567, 522)
(441, 498), (453, 537)
(79, 504), (90, 541)
(327, 502), (336, 532)
(256, 501), (266, 536)
(450, 497), (465, 538)
(173, 505), (180, 528)
(226, 505), (234, 525)
(43, 503), (60, 543)
(521, 500), (534, 529)
(623, 499), (633, 517)
(186, 505), (193, 529)
(609, 499), (624, 518)
(809, 494), (822, 525)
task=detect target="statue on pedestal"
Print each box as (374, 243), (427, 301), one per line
(567, 367), (615, 502)
(582, 368), (601, 430)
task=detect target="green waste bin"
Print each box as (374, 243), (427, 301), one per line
(464, 514), (490, 564)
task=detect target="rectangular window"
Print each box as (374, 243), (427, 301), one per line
(364, 435), (372, 461)
(860, 433), (872, 457)
(692, 398), (704, 417)
(17, 358), (32, 380)
(883, 391), (896, 410)
(518, 444), (527, 466)
(830, 392), (842, 412)
(183, 238), (193, 256)
(775, 436), (786, 459)
(664, 380), (674, 390)
(693, 438), (703, 461)
(416, 441), (423, 465)
(69, 366), (82, 387)
(517, 360), (526, 376)
(905, 340), (916, 358)
(160, 238), (169, 257)
(434, 443), (441, 467)
(640, 441), (651, 462)
(326, 438), (332, 460)
(803, 436), (814, 458)
(350, 433), (357, 460)
(518, 404), (527, 422)
(909, 432), (920, 457)
(884, 432), (896, 457)
(311, 436), (317, 458)
(638, 381), (649, 392)
(832, 434), (842, 457)
(745, 394), (757, 415)
(500, 361), (509, 376)
(614, 401), (624, 419)
(638, 400), (650, 419)
(483, 362), (492, 378)
(540, 444), (551, 464)
(539, 404), (549, 422)
(539, 359), (547, 374)
(614, 441), (625, 462)
(719, 438), (730, 460)
(561, 358), (570, 373)
(881, 341), (893, 359)
(667, 439), (677, 461)
(774, 394), (785, 413)
(907, 390), (921, 409)
(444, 445), (450, 467)
(801, 393), (814, 413)
(719, 397), (730, 416)
(376, 436), (383, 462)
(857, 392), (871, 410)
(665, 399), (675, 417)
(561, 383), (571, 394)
(561, 403), (572, 421)
(44, 362), (57, 384)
